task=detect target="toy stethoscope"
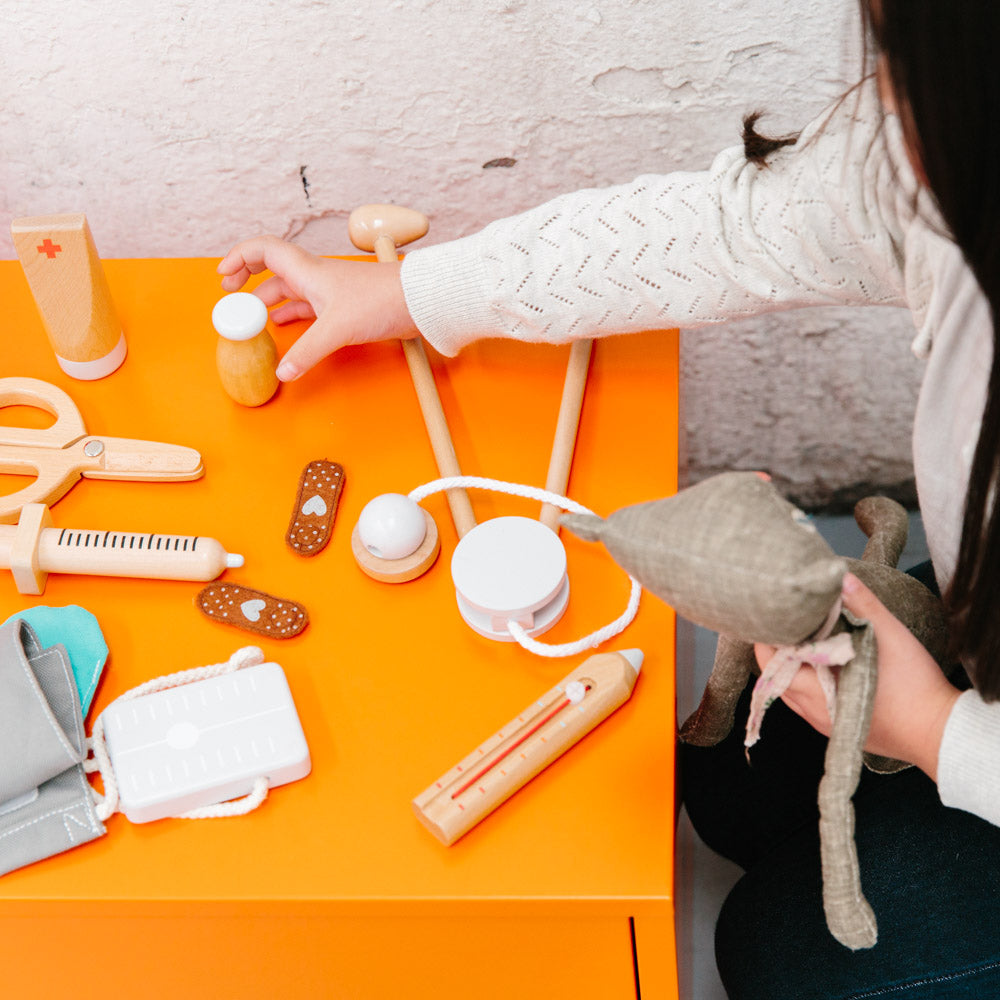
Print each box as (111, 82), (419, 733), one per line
(346, 205), (640, 658)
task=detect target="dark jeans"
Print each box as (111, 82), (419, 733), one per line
(679, 564), (1000, 999)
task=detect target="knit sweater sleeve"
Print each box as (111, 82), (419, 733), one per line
(401, 82), (912, 357)
(938, 691), (1000, 825)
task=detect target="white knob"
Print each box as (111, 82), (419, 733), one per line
(212, 293), (268, 342)
(357, 494), (427, 560)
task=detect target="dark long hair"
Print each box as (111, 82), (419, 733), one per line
(746, 4), (1000, 695)
(867, 2), (1000, 697)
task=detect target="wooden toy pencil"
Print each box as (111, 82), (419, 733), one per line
(413, 648), (642, 846)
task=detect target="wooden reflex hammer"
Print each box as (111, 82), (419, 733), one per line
(349, 204), (476, 582)
(413, 648), (642, 845)
(11, 214), (126, 380)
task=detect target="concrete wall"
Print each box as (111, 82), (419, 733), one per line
(1, 0), (923, 508)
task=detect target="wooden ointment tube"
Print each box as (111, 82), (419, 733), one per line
(413, 648), (642, 846)
(11, 214), (126, 380)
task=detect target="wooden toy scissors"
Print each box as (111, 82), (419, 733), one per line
(0, 376), (204, 523)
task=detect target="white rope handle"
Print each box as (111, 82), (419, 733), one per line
(85, 646), (271, 821)
(408, 476), (641, 657)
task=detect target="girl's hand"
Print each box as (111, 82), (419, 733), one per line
(754, 573), (961, 780)
(217, 235), (418, 382)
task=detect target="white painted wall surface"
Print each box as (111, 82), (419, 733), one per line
(0, 0), (923, 508)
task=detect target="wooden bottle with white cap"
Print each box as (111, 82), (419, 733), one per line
(212, 292), (279, 406)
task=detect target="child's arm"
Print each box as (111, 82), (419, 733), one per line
(221, 79), (922, 379)
(401, 79), (922, 357)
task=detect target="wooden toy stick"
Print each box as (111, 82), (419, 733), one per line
(540, 338), (593, 531)
(11, 214), (126, 380)
(348, 205), (477, 540)
(413, 648), (642, 846)
(0, 503), (243, 595)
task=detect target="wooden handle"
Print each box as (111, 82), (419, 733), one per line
(540, 339), (593, 530)
(362, 212), (477, 539)
(0, 436), (203, 524)
(0, 376), (87, 447)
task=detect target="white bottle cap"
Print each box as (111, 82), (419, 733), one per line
(212, 292), (268, 341)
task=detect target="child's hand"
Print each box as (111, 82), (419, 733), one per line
(217, 235), (418, 382)
(754, 573), (961, 780)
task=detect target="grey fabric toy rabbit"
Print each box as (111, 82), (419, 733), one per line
(562, 471), (950, 950)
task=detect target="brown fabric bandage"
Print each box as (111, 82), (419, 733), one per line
(285, 460), (345, 557)
(195, 583), (309, 639)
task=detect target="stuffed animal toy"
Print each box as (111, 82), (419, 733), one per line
(561, 471), (950, 950)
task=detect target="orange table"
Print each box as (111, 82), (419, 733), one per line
(0, 258), (679, 998)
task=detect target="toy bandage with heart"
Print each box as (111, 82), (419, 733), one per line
(195, 583), (309, 639)
(286, 460), (345, 556)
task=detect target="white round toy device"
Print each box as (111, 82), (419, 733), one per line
(353, 477), (641, 658)
(451, 515), (569, 641)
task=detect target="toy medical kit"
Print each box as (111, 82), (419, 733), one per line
(356, 475), (641, 656)
(0, 502), (243, 595)
(348, 204), (477, 570)
(413, 648), (642, 846)
(11, 213), (127, 380)
(0, 376), (204, 523)
(213, 291), (280, 406)
(285, 459), (345, 556)
(0, 618), (105, 876)
(195, 582), (309, 638)
(562, 471), (952, 951)
(3, 605), (108, 714)
(88, 647), (310, 824)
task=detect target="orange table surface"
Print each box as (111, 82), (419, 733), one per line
(0, 258), (679, 998)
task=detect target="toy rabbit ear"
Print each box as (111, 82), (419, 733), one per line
(817, 615), (880, 950)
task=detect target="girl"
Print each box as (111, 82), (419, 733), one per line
(219, 2), (1000, 994)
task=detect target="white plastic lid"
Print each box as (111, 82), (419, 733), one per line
(451, 516), (567, 617)
(212, 292), (268, 341)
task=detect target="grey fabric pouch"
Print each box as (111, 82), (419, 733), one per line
(0, 618), (105, 875)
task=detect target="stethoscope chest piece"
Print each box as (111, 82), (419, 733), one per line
(450, 516), (569, 641)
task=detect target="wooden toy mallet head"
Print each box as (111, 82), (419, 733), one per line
(348, 205), (429, 260)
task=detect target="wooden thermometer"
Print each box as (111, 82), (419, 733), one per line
(413, 648), (642, 845)
(11, 213), (126, 380)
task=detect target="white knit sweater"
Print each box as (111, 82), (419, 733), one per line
(400, 80), (1000, 826)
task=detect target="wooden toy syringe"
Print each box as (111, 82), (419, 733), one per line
(413, 648), (642, 846)
(0, 502), (243, 595)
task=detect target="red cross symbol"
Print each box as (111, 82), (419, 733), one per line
(37, 239), (62, 259)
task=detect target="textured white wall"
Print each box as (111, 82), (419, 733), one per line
(0, 0), (923, 508)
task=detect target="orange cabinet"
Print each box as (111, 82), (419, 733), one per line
(0, 259), (679, 998)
